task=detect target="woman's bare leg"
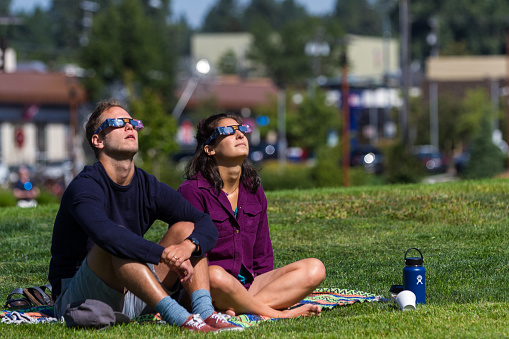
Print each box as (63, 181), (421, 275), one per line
(248, 258), (326, 310)
(208, 259), (325, 318)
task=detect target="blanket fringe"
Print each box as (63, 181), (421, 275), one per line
(1, 311), (58, 325)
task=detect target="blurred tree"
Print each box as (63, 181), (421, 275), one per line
(255, 88), (340, 155)
(48, 0), (84, 61)
(80, 0), (176, 106)
(9, 8), (55, 62)
(202, 0), (243, 32)
(386, 0), (509, 65)
(1, 0), (11, 14)
(130, 88), (179, 178)
(171, 14), (193, 56)
(463, 115), (505, 179)
(331, 0), (382, 36)
(286, 89), (340, 153)
(409, 88), (493, 157)
(456, 88), (491, 148)
(248, 17), (344, 86)
(409, 93), (463, 155)
(242, 0), (280, 31)
(217, 49), (238, 74)
(277, 0), (308, 27)
(383, 142), (425, 184)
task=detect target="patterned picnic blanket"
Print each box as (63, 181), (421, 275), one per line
(1, 288), (380, 327)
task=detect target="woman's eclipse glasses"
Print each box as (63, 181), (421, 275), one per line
(205, 125), (252, 145)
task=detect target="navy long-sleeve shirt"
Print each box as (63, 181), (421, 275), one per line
(48, 162), (218, 297)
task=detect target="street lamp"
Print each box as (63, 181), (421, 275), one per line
(172, 59), (210, 120)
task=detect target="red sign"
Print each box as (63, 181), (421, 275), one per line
(15, 127), (24, 148)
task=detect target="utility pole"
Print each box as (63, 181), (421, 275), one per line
(399, 0), (410, 146)
(341, 51), (350, 187)
(506, 29), (509, 170)
(427, 16), (439, 151)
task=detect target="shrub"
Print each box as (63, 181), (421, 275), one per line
(463, 116), (506, 179)
(0, 189), (17, 207)
(383, 143), (425, 184)
(37, 189), (60, 205)
(258, 161), (314, 191)
(310, 145), (342, 188)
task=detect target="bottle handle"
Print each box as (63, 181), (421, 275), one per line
(404, 248), (423, 260)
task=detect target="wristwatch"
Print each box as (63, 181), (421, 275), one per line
(188, 237), (201, 256)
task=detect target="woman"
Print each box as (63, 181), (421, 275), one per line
(177, 113), (326, 318)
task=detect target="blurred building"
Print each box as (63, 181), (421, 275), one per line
(346, 34), (399, 84)
(424, 56), (507, 101)
(0, 71), (87, 168)
(177, 75), (279, 112)
(191, 32), (400, 84)
(191, 33), (257, 76)
(187, 32), (400, 150)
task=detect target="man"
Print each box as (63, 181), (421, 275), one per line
(48, 98), (241, 332)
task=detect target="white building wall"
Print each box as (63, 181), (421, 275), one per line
(347, 34), (399, 80)
(192, 33), (253, 72)
(1, 123), (37, 166)
(46, 124), (69, 161)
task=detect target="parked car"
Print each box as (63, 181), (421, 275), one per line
(412, 145), (448, 173)
(350, 145), (384, 174)
(454, 150), (470, 174)
(249, 143), (277, 163)
(249, 143), (308, 163)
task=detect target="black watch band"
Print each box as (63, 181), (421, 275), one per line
(188, 237), (201, 256)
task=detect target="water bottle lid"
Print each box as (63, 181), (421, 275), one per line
(405, 256), (423, 265)
(404, 248), (423, 265)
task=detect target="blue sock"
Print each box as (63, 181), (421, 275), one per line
(155, 296), (190, 326)
(191, 289), (215, 319)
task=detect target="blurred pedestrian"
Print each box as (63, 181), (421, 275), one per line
(13, 165), (40, 208)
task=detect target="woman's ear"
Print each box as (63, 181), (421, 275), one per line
(204, 145), (215, 156)
(91, 134), (104, 150)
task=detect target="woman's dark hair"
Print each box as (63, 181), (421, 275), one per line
(184, 113), (260, 193)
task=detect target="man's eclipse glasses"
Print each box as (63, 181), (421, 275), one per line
(94, 118), (144, 135)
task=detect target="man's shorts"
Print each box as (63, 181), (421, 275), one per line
(54, 258), (179, 319)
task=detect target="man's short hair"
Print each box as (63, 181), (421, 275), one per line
(85, 98), (124, 158)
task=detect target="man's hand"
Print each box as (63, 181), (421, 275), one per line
(176, 259), (193, 283)
(160, 240), (197, 282)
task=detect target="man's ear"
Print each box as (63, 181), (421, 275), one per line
(91, 134), (104, 150)
(204, 145), (215, 156)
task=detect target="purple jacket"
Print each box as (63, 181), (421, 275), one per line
(178, 173), (274, 287)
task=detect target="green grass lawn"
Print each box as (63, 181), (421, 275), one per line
(1, 178), (508, 337)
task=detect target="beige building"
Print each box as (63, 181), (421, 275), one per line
(426, 56), (507, 81)
(346, 34), (399, 82)
(191, 32), (399, 83)
(191, 33), (254, 74)
(424, 56), (508, 101)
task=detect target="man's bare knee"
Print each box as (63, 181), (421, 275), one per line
(159, 221), (194, 247)
(86, 245), (124, 292)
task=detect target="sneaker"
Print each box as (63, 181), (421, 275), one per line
(204, 312), (244, 332)
(180, 314), (218, 333)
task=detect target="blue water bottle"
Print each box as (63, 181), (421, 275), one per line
(403, 248), (425, 304)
